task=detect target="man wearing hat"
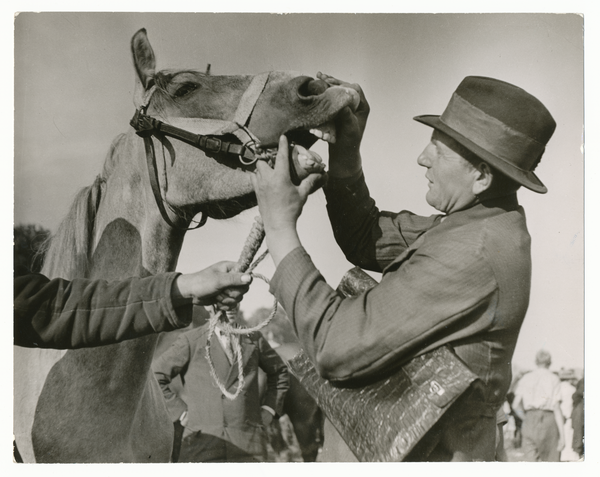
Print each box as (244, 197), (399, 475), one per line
(250, 74), (556, 461)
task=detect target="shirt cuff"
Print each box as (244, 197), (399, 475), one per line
(261, 405), (276, 416)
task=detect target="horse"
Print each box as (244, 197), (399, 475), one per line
(14, 27), (360, 463)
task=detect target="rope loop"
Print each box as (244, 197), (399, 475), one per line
(205, 250), (278, 400)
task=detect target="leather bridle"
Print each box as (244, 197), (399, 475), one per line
(129, 72), (276, 230)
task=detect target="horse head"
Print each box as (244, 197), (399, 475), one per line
(129, 28), (359, 222)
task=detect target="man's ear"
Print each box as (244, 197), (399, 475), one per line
(472, 162), (493, 196)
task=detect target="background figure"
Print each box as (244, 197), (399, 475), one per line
(571, 378), (584, 459)
(506, 390), (523, 449)
(558, 369), (579, 461)
(153, 319), (289, 462)
(252, 309), (325, 462)
(495, 407), (509, 461)
(512, 350), (565, 461)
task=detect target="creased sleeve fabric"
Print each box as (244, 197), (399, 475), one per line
(270, 240), (498, 384)
(324, 172), (441, 272)
(272, 173), (530, 394)
(14, 272), (191, 349)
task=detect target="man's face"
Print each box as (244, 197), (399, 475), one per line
(417, 130), (480, 214)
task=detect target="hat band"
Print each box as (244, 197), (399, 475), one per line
(440, 93), (545, 171)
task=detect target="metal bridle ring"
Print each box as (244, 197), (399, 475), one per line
(238, 154), (260, 166)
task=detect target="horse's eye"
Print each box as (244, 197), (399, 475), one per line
(173, 83), (198, 98)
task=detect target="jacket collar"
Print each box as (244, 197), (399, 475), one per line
(382, 194), (522, 275)
(436, 193), (521, 231)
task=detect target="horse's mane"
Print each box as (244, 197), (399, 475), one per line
(40, 135), (126, 279)
(40, 176), (104, 280)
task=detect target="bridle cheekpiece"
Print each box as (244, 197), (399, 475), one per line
(129, 72), (276, 230)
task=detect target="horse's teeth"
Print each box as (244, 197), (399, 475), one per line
(309, 125), (337, 144)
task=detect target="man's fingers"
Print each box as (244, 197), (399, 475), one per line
(253, 160), (271, 185)
(221, 285), (250, 300)
(317, 71), (343, 86)
(218, 272), (252, 289)
(298, 172), (327, 198)
(274, 135), (292, 180)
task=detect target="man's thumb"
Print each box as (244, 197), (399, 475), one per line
(220, 272), (252, 288)
(299, 172), (328, 197)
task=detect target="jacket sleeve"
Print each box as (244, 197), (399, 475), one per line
(324, 172), (441, 272)
(269, 243), (498, 385)
(14, 273), (192, 349)
(152, 333), (192, 422)
(257, 333), (289, 417)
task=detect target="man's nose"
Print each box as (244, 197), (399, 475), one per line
(417, 149), (430, 167)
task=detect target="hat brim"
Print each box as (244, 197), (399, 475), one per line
(413, 115), (547, 194)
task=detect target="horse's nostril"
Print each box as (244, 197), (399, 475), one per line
(306, 79), (330, 96)
(298, 78), (330, 98)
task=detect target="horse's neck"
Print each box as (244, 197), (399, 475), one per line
(73, 135), (187, 374)
(92, 134), (187, 278)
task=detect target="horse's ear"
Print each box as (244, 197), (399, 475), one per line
(131, 28), (156, 108)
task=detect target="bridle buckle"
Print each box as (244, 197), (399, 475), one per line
(130, 109), (159, 138)
(203, 136), (223, 153)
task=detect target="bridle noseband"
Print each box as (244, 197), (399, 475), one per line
(129, 72), (276, 230)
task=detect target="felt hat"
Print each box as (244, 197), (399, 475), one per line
(414, 76), (556, 193)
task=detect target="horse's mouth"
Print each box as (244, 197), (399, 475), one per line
(286, 120), (337, 148)
(212, 123), (331, 173)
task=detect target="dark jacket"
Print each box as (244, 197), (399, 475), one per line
(14, 272), (190, 349)
(153, 324), (289, 458)
(270, 173), (533, 461)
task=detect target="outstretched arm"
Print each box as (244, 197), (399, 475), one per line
(14, 262), (252, 349)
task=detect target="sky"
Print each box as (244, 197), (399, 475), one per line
(0, 0), (597, 472)
(10, 11), (586, 378)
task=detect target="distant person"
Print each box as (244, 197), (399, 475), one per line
(505, 371), (526, 449)
(558, 369), (579, 461)
(495, 407), (509, 461)
(571, 378), (584, 459)
(14, 263), (251, 349)
(153, 320), (289, 462)
(512, 350), (565, 461)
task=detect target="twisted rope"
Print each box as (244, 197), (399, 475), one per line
(205, 218), (278, 400)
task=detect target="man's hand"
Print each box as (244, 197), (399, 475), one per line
(172, 262), (252, 310)
(253, 135), (325, 232)
(251, 135), (326, 266)
(316, 72), (370, 178)
(261, 408), (274, 427)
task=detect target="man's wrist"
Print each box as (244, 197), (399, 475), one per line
(327, 149), (362, 179)
(265, 227), (302, 267)
(171, 274), (194, 307)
